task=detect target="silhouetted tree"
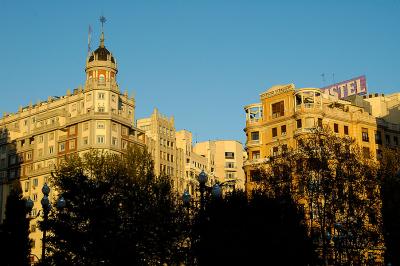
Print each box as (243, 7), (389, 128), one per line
(379, 147), (400, 266)
(257, 127), (383, 265)
(192, 190), (315, 266)
(43, 147), (188, 265)
(1, 185), (32, 266)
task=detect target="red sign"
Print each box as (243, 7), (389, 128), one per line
(320, 76), (367, 99)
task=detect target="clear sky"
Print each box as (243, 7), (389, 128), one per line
(1, 0), (399, 144)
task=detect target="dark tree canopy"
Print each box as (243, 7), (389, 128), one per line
(193, 190), (315, 266)
(0, 185), (32, 266)
(379, 147), (400, 266)
(255, 128), (383, 265)
(44, 147), (188, 265)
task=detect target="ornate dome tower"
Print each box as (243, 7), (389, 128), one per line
(85, 20), (118, 91)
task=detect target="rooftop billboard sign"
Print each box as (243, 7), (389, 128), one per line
(320, 75), (367, 99)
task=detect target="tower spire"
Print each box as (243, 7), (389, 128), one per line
(99, 15), (107, 48)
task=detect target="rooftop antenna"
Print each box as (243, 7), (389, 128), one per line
(321, 73), (326, 86)
(87, 25), (92, 54)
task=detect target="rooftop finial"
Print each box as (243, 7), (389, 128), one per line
(99, 15), (107, 48)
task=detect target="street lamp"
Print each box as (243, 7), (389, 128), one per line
(41, 183), (51, 263)
(25, 183), (66, 264)
(211, 184), (222, 198)
(198, 170), (208, 211)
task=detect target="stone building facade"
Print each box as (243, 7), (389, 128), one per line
(0, 31), (146, 260)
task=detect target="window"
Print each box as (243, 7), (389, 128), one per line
(111, 94), (116, 102)
(33, 178), (38, 188)
(272, 127), (278, 138)
(225, 152), (235, 159)
(122, 127), (128, 136)
(271, 101), (284, 118)
(98, 92), (105, 99)
(362, 128), (369, 142)
(112, 137), (118, 146)
(225, 172), (235, 179)
(362, 147), (370, 159)
(272, 146), (279, 156)
(282, 144), (288, 153)
(225, 162), (235, 168)
(122, 140), (128, 150)
(59, 142), (65, 152)
(318, 118), (323, 128)
(97, 122), (105, 129)
(96, 135), (105, 144)
(297, 119), (302, 128)
(250, 170), (261, 182)
(251, 131), (259, 141)
(281, 125), (286, 136)
(394, 136), (399, 146)
(83, 137), (89, 145)
(69, 141), (75, 150)
(344, 125), (349, 135)
(112, 123), (117, 132)
(375, 131), (382, 144)
(38, 135), (44, 143)
(98, 107), (105, 113)
(70, 125), (76, 135)
(24, 181), (30, 192)
(83, 122), (89, 131)
(252, 151), (260, 159)
(33, 194), (38, 202)
(334, 123), (339, 133)
(49, 146), (54, 154)
(385, 135), (391, 145)
(26, 152), (32, 160)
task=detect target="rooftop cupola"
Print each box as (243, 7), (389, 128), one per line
(85, 16), (118, 83)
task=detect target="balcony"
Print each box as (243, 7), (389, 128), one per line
(246, 139), (260, 147)
(294, 128), (314, 136)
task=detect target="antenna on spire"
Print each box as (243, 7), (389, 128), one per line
(88, 25), (92, 54)
(99, 15), (107, 47)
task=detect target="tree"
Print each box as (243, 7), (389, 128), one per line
(192, 190), (315, 266)
(0, 185), (32, 266)
(44, 147), (188, 265)
(257, 127), (383, 265)
(379, 147), (400, 266)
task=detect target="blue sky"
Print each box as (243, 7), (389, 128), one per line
(1, 0), (399, 143)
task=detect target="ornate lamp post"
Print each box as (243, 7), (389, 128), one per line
(41, 183), (51, 263)
(198, 170), (208, 211)
(26, 183), (66, 264)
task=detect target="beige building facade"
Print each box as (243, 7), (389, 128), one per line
(0, 32), (146, 261)
(243, 83), (400, 187)
(194, 140), (245, 190)
(137, 109), (185, 191)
